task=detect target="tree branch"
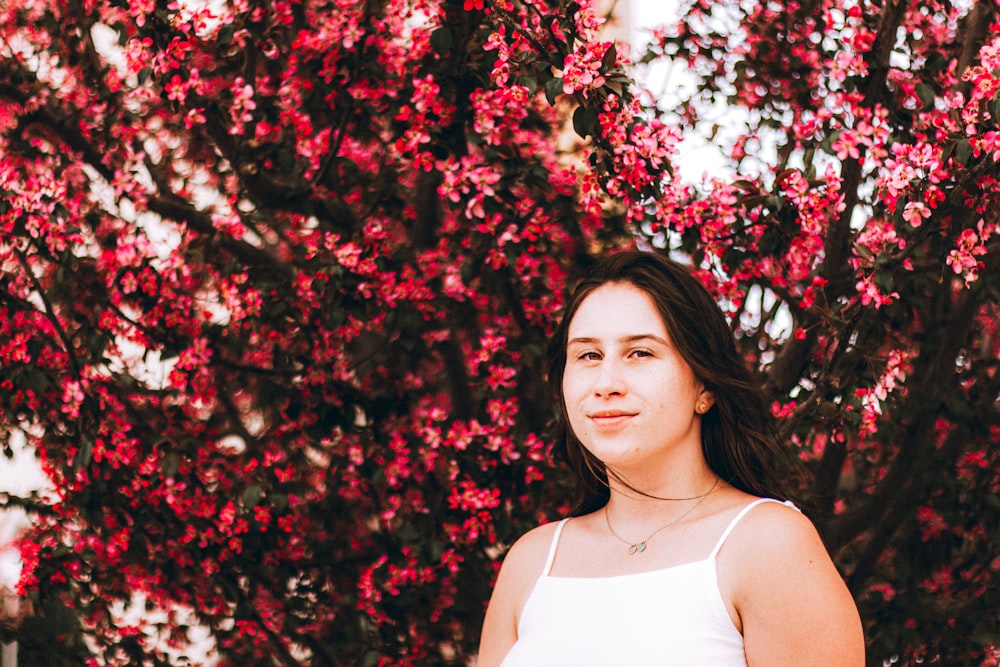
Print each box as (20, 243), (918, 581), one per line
(0, 492), (57, 517)
(825, 285), (980, 552)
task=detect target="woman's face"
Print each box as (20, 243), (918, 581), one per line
(561, 281), (714, 473)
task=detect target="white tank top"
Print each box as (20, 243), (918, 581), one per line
(499, 498), (795, 667)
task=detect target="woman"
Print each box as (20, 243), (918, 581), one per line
(478, 251), (864, 666)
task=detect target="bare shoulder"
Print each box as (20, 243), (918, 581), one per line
(477, 519), (565, 667)
(719, 500), (865, 666)
(720, 500), (841, 597)
(726, 500), (822, 557)
(504, 519), (563, 567)
(494, 519), (565, 605)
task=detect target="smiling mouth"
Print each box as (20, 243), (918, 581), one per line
(589, 412), (636, 426)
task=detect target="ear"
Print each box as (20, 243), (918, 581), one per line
(695, 388), (715, 415)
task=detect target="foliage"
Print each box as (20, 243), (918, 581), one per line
(0, 0), (655, 664)
(0, 0), (997, 665)
(644, 0), (1000, 663)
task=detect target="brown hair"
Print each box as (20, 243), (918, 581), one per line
(547, 250), (792, 515)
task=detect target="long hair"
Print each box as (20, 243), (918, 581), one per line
(547, 250), (793, 516)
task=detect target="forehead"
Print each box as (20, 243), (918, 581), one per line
(567, 282), (668, 338)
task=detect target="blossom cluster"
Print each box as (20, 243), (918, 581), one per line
(638, 2), (1000, 660)
(2, 0), (1000, 663)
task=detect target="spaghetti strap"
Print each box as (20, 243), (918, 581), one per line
(542, 518), (571, 576)
(708, 498), (799, 560)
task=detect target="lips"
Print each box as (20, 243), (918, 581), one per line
(588, 410), (637, 427)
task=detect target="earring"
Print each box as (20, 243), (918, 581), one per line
(697, 402), (707, 414)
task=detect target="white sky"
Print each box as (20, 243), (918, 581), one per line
(628, 0), (736, 183)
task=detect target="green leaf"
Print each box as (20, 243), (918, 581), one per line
(20, 368), (49, 392)
(915, 83), (935, 109)
(217, 23), (236, 47)
(86, 331), (108, 357)
(271, 493), (289, 513)
(765, 193), (784, 213)
(874, 270), (894, 293)
(853, 243), (874, 261)
(925, 52), (947, 75)
(820, 130), (840, 156)
(954, 139), (972, 166)
(73, 437), (94, 471)
(601, 44), (617, 70)
(430, 27), (453, 55)
(544, 77), (563, 106)
(759, 229), (781, 255)
(243, 484), (263, 508)
(991, 96), (1000, 124)
(572, 105), (598, 139)
(161, 452), (180, 479)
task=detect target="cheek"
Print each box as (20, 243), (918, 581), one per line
(561, 369), (581, 403)
(561, 377), (587, 426)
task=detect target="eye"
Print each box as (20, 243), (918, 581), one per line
(575, 350), (602, 361)
(629, 348), (654, 358)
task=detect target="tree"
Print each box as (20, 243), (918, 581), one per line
(641, 0), (1000, 663)
(0, 0), (652, 664)
(0, 1), (996, 667)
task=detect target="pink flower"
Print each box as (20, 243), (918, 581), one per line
(902, 201), (931, 227)
(946, 225), (988, 285)
(560, 41), (613, 97)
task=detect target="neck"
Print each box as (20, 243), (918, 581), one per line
(607, 458), (717, 499)
(603, 475), (721, 553)
(604, 465), (719, 515)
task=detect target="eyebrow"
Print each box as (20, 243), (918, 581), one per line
(567, 334), (670, 346)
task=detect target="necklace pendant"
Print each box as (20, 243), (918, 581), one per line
(629, 541), (647, 555)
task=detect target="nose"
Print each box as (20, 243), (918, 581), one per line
(594, 358), (626, 397)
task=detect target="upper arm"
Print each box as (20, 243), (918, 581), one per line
(477, 523), (556, 667)
(724, 505), (865, 667)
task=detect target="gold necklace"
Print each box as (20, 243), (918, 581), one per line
(604, 478), (719, 555)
